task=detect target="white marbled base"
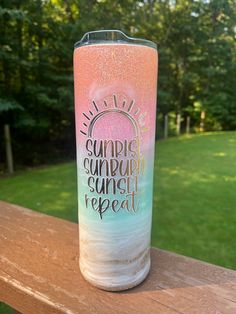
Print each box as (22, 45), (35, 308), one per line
(79, 214), (152, 291)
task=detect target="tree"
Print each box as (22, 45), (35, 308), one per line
(0, 0), (235, 168)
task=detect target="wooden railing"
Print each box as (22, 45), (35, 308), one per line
(0, 201), (236, 313)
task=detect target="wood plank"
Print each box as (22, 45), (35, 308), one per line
(0, 201), (236, 314)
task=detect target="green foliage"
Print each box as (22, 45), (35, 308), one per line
(0, 0), (235, 166)
(0, 133), (236, 269)
(0, 97), (23, 112)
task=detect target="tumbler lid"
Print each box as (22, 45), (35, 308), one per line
(74, 30), (157, 50)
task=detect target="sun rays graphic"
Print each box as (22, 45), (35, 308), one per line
(79, 94), (148, 138)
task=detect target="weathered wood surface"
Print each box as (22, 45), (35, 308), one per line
(0, 201), (236, 314)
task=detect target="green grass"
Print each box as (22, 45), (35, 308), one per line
(152, 131), (236, 270)
(0, 303), (11, 314)
(0, 162), (77, 221)
(0, 131), (236, 271)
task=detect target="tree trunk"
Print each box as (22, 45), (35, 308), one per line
(200, 111), (205, 132)
(164, 114), (168, 139)
(176, 113), (181, 136)
(4, 124), (14, 174)
(186, 116), (190, 134)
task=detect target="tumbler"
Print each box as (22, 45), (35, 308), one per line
(73, 30), (158, 291)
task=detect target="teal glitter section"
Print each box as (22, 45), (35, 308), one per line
(77, 153), (154, 223)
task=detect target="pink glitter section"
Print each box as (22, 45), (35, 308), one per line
(92, 112), (134, 140)
(74, 44), (158, 145)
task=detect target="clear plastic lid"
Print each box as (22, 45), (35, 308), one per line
(74, 30), (157, 50)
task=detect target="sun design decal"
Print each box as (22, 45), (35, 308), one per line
(79, 93), (148, 138)
(79, 93), (148, 219)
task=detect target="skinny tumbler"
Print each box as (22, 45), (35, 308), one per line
(73, 30), (158, 291)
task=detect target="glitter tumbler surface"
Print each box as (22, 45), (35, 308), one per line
(74, 30), (158, 291)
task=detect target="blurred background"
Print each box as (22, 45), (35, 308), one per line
(1, 0), (236, 169)
(0, 1), (236, 304)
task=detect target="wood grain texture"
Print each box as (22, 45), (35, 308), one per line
(0, 201), (236, 313)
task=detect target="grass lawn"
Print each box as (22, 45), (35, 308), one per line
(0, 131), (236, 271)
